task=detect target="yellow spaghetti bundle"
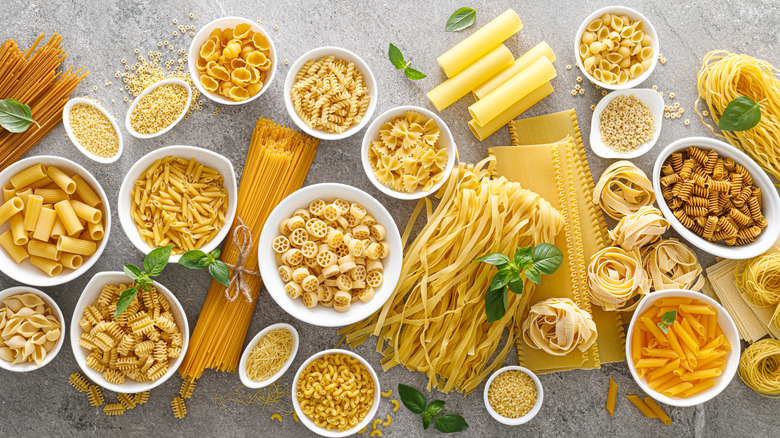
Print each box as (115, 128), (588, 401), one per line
(735, 250), (780, 308)
(342, 158), (562, 394)
(179, 118), (318, 380)
(739, 338), (780, 398)
(696, 51), (780, 182)
(246, 328), (294, 382)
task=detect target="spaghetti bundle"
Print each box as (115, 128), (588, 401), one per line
(180, 118), (317, 380)
(735, 250), (780, 308)
(739, 338), (780, 398)
(342, 158), (562, 394)
(0, 34), (88, 170)
(696, 51), (780, 182)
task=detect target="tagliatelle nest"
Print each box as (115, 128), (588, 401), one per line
(641, 238), (703, 291)
(609, 206), (670, 251)
(587, 246), (650, 311)
(594, 161), (655, 220)
(521, 297), (598, 356)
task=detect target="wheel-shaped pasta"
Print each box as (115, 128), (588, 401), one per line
(322, 204), (341, 222)
(293, 208), (311, 220)
(272, 235), (290, 253)
(337, 216), (350, 230)
(304, 256), (319, 269)
(279, 217), (291, 234)
(334, 300), (350, 312)
(379, 241), (390, 258)
(333, 199), (350, 214)
(322, 264), (341, 278)
(287, 215), (305, 231)
(365, 242), (382, 259)
(285, 281), (303, 299)
(352, 280), (366, 290)
(300, 241), (319, 258)
(345, 213), (360, 229)
(306, 219), (328, 239)
(333, 290), (351, 307)
(370, 224), (386, 241)
(309, 199), (326, 216)
(367, 259), (383, 273)
(278, 265), (293, 282)
(318, 286), (333, 303)
(290, 228), (309, 247)
(353, 225), (370, 239)
(336, 274), (353, 291)
(339, 260), (357, 273)
(366, 271), (383, 288)
(358, 287), (375, 303)
(302, 291), (318, 308)
(351, 265), (367, 282)
(292, 267), (310, 283)
(334, 244), (349, 258)
(326, 228), (344, 247)
(283, 248), (303, 265)
(361, 214), (376, 227)
(350, 203), (366, 219)
(316, 250), (336, 267)
(302, 275), (320, 292)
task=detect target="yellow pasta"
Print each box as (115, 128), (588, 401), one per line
(22, 194), (43, 231)
(60, 253), (83, 269)
(606, 378), (617, 416)
(10, 164), (47, 189)
(0, 229), (28, 263)
(56, 235), (96, 256)
(32, 206), (57, 242)
(580, 14), (653, 85)
(0, 292), (61, 366)
(54, 200), (83, 235)
(0, 196), (23, 224)
(46, 166), (76, 194)
(29, 256), (62, 276)
(625, 395), (657, 418)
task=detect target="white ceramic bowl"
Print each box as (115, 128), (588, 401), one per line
(292, 349), (380, 437)
(575, 6), (660, 90)
(188, 16), (277, 106)
(484, 366), (543, 425)
(62, 98), (123, 164)
(0, 286), (65, 372)
(258, 183), (402, 327)
(590, 89), (663, 159)
(0, 155), (111, 287)
(125, 78), (192, 139)
(653, 137), (780, 259)
(117, 145), (238, 264)
(238, 323), (299, 389)
(70, 271), (190, 393)
(361, 106), (456, 200)
(626, 289), (740, 407)
(284, 46), (378, 140)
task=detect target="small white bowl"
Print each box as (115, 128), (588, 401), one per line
(117, 145), (237, 264)
(575, 6), (660, 90)
(484, 366), (543, 425)
(653, 137), (780, 259)
(70, 271), (190, 393)
(188, 16), (277, 106)
(125, 78), (192, 139)
(0, 286), (65, 372)
(62, 98), (123, 164)
(626, 289), (740, 407)
(284, 46), (378, 140)
(0, 155), (111, 287)
(292, 349), (380, 437)
(238, 323), (299, 389)
(590, 89), (664, 159)
(257, 183), (402, 327)
(361, 106), (456, 200)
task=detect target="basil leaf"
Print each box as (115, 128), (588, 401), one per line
(657, 322), (669, 335)
(144, 245), (172, 276)
(388, 43), (406, 70)
(422, 412), (432, 430)
(531, 243), (563, 275)
(524, 265), (542, 285)
(507, 278), (524, 295)
(209, 261), (231, 287)
(179, 250), (206, 269)
(490, 270), (513, 291)
(123, 264), (144, 281)
(661, 310), (677, 326)
(718, 96), (764, 131)
(514, 245), (533, 268)
(484, 287), (508, 323)
(427, 400), (445, 416)
(398, 384), (427, 414)
(445, 7), (477, 32)
(435, 414), (469, 433)
(0, 99), (39, 133)
(209, 248), (221, 259)
(404, 67), (427, 80)
(115, 286), (138, 318)
(475, 253), (511, 266)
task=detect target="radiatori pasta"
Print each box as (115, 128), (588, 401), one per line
(0, 163), (104, 276)
(296, 353), (375, 432)
(195, 23), (272, 101)
(368, 111), (448, 193)
(0, 292), (61, 366)
(129, 156), (228, 254)
(579, 12), (653, 85)
(273, 198), (388, 312)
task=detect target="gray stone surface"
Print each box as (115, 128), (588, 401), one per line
(1, 0), (778, 437)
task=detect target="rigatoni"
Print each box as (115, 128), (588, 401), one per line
(57, 235), (96, 256)
(10, 164), (47, 189)
(32, 206), (57, 241)
(0, 197), (23, 223)
(0, 230), (28, 263)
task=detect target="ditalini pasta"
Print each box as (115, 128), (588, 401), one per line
(367, 111), (447, 193)
(579, 13), (653, 86)
(129, 156), (229, 254)
(437, 9), (523, 77)
(521, 297), (598, 356)
(0, 164), (105, 276)
(0, 292), (61, 366)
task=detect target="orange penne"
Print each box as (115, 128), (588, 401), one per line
(636, 358), (669, 368)
(681, 380), (716, 397)
(678, 304), (716, 315)
(643, 348), (678, 359)
(681, 311), (706, 337)
(665, 328), (687, 361)
(673, 321), (700, 356)
(631, 327), (644, 363)
(644, 397), (672, 426)
(661, 382), (694, 397)
(641, 317), (670, 346)
(648, 372), (676, 391)
(626, 395), (657, 418)
(649, 358), (681, 381)
(606, 378), (617, 417)
(681, 368), (722, 381)
(655, 297), (694, 307)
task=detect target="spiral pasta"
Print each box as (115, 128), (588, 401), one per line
(587, 246), (650, 311)
(641, 239), (703, 291)
(521, 297), (598, 356)
(594, 161), (655, 220)
(739, 339), (780, 398)
(735, 251), (780, 307)
(609, 206), (669, 251)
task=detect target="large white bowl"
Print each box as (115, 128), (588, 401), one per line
(188, 16), (277, 106)
(626, 289), (740, 407)
(292, 349), (380, 437)
(0, 286), (65, 372)
(361, 106), (456, 200)
(70, 271), (190, 393)
(575, 6), (660, 90)
(0, 155), (111, 287)
(590, 89), (663, 159)
(238, 323), (299, 389)
(284, 46), (378, 140)
(117, 145), (238, 264)
(484, 366), (544, 425)
(258, 183), (402, 327)
(653, 137), (780, 259)
(62, 98), (123, 164)
(125, 78), (192, 139)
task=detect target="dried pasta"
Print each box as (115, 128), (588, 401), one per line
(642, 239), (703, 291)
(245, 327), (294, 381)
(129, 155), (228, 254)
(739, 338), (780, 397)
(594, 161), (655, 220)
(367, 111), (448, 193)
(609, 206), (669, 250)
(521, 297), (598, 356)
(579, 13), (653, 85)
(735, 250), (780, 308)
(171, 396), (187, 419)
(290, 55), (370, 133)
(587, 246), (649, 311)
(0, 292), (61, 366)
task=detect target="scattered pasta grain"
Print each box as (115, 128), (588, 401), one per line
(270, 413), (283, 423)
(391, 399), (400, 412)
(566, 64), (572, 70)
(129, 83), (188, 134)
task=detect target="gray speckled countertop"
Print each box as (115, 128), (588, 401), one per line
(1, 0), (778, 437)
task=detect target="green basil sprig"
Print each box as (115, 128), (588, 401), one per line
(445, 7), (477, 32)
(0, 99), (40, 133)
(397, 384), (468, 433)
(117, 245), (173, 317)
(388, 43), (427, 80)
(179, 248), (231, 287)
(717, 96), (766, 131)
(657, 310), (677, 334)
(475, 243), (563, 323)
